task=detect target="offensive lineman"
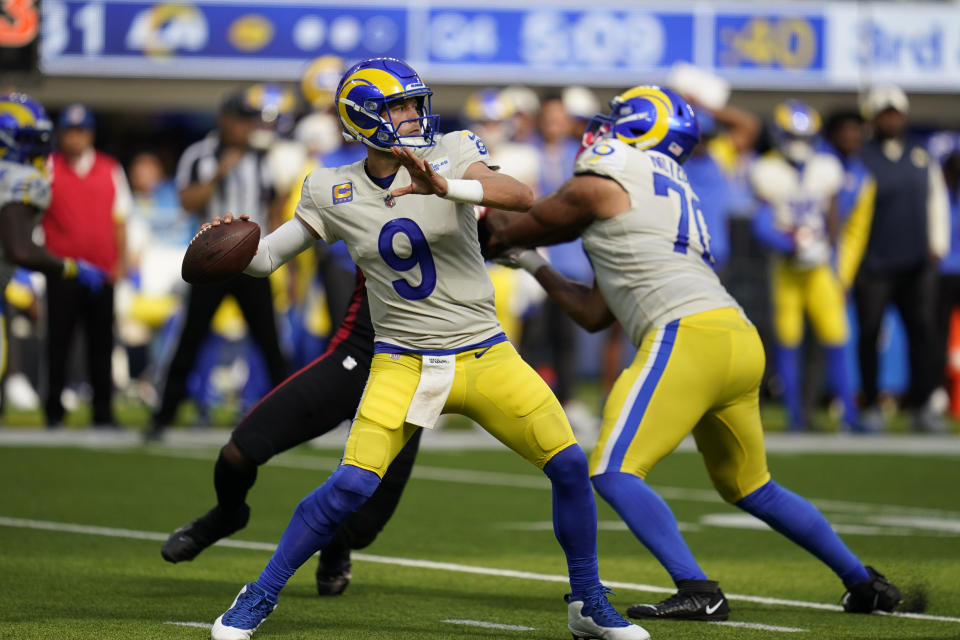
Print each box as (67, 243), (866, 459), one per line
(0, 93), (107, 380)
(209, 58), (647, 640)
(485, 86), (901, 621)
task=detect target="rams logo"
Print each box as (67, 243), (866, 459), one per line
(332, 182), (353, 204)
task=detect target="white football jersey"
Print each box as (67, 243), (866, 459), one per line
(575, 139), (741, 346)
(295, 131), (503, 351)
(0, 160), (50, 291)
(750, 151), (844, 266)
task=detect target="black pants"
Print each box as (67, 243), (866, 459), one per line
(934, 273), (960, 389)
(154, 275), (287, 427)
(854, 263), (938, 407)
(44, 276), (115, 425)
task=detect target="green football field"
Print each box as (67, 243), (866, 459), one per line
(1, 437), (958, 640)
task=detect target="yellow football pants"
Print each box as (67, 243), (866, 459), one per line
(589, 307), (771, 503)
(772, 259), (848, 348)
(343, 341), (577, 477)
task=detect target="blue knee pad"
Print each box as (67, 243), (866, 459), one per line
(296, 465), (380, 533)
(543, 445), (589, 486)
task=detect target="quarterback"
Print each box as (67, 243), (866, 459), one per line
(486, 86), (901, 622)
(209, 58), (647, 640)
(0, 92), (106, 378)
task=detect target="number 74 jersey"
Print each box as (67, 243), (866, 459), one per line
(294, 131), (503, 352)
(576, 139), (742, 345)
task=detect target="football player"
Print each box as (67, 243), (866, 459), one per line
(484, 86), (901, 622)
(208, 57), (647, 640)
(0, 92), (106, 381)
(750, 101), (861, 431)
(159, 268), (423, 598)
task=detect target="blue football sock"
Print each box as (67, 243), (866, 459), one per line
(776, 345), (804, 429)
(825, 346), (859, 427)
(256, 465), (380, 598)
(592, 471), (707, 583)
(542, 445), (600, 595)
(736, 480), (869, 587)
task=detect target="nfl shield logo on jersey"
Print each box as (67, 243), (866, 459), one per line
(384, 194), (396, 207)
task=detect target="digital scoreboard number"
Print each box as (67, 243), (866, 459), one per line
(0, 0), (40, 72)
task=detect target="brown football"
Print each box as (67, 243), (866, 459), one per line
(181, 219), (260, 285)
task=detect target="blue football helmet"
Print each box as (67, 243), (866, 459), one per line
(335, 57), (438, 149)
(0, 92), (53, 169)
(771, 100), (821, 164)
(583, 86), (700, 164)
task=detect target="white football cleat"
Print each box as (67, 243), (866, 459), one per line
(566, 586), (651, 639)
(211, 583), (277, 640)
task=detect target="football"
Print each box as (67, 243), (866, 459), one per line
(181, 219), (260, 285)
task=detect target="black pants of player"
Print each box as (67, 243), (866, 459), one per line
(854, 263), (938, 408)
(44, 276), (115, 426)
(230, 340), (421, 551)
(153, 275), (288, 428)
(934, 273), (960, 388)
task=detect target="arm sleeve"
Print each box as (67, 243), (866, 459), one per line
(837, 176), (876, 288)
(928, 164), (951, 259)
(243, 217), (317, 277)
(111, 163), (133, 221)
(752, 202), (795, 254)
(291, 172), (337, 243)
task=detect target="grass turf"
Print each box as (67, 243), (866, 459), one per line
(0, 442), (958, 639)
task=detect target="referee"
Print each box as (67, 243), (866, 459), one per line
(149, 87), (290, 438)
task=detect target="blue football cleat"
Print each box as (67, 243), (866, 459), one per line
(566, 586), (650, 639)
(211, 582), (277, 640)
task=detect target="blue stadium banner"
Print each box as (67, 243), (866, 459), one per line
(37, 1), (960, 90)
(40, 1), (408, 77)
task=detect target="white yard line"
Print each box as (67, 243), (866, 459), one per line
(1, 515), (958, 625)
(712, 621), (807, 632)
(164, 621), (213, 629)
(441, 619), (535, 631)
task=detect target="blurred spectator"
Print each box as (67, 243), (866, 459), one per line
(148, 86), (290, 438)
(42, 103), (131, 427)
(500, 85), (540, 145)
(119, 151), (192, 404)
(934, 152), (960, 409)
(750, 101), (860, 431)
(561, 86), (600, 141)
(855, 85), (950, 432)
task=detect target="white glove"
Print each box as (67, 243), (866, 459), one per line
(792, 226), (830, 269)
(493, 248), (549, 274)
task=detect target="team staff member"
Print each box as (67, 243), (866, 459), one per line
(855, 85), (949, 432)
(149, 86), (290, 438)
(42, 103), (130, 427)
(209, 57), (646, 640)
(486, 86), (901, 621)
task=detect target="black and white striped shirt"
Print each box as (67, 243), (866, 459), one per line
(175, 133), (274, 227)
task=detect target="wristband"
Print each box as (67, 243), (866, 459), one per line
(443, 179), (484, 205)
(62, 258), (78, 278)
(515, 250), (549, 274)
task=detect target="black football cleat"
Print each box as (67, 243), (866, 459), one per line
(315, 546), (352, 597)
(161, 504), (250, 563)
(842, 566), (902, 613)
(627, 579), (730, 622)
